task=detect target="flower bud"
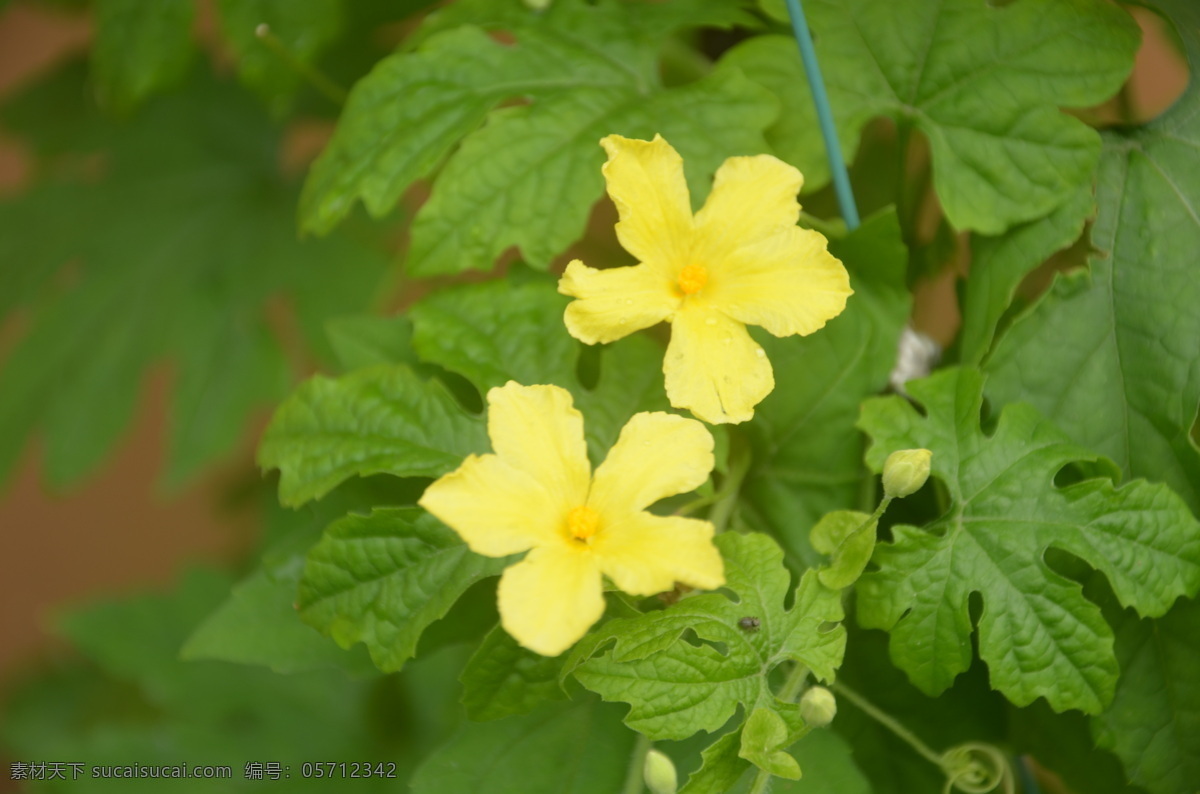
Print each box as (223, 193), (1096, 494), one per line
(643, 749), (678, 794)
(799, 686), (837, 727)
(882, 448), (932, 499)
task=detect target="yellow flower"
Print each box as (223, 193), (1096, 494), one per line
(418, 382), (725, 656)
(559, 134), (853, 424)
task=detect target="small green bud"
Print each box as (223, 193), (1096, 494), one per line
(799, 686), (837, 727)
(643, 748), (678, 794)
(882, 448), (933, 499)
(522, 0), (553, 10)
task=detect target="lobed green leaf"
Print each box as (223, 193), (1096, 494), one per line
(857, 367), (1200, 713)
(749, 0), (1139, 233)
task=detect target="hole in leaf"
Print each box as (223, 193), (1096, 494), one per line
(680, 629), (728, 657)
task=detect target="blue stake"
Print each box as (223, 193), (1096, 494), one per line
(782, 0), (860, 230)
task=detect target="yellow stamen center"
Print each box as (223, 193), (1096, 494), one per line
(677, 264), (708, 295)
(566, 505), (600, 541)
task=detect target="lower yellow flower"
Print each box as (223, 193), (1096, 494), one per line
(559, 134), (853, 424)
(418, 382), (725, 656)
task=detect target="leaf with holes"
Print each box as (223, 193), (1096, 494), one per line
(569, 532), (845, 741)
(857, 367), (1200, 713)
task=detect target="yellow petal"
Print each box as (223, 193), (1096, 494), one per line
(497, 544), (604, 656)
(593, 513), (724, 596)
(419, 454), (559, 556)
(711, 226), (852, 337)
(559, 259), (678, 345)
(600, 134), (694, 270)
(693, 155), (803, 263)
(589, 412), (713, 516)
(486, 382), (590, 509)
(664, 307), (773, 424)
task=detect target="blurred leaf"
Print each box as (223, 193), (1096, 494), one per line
(410, 699), (637, 794)
(739, 210), (909, 567)
(985, 0), (1200, 512)
(1008, 701), (1139, 794)
(216, 0), (343, 111)
(92, 0), (195, 111)
(4, 569), (393, 792)
(257, 364), (488, 507)
(459, 624), (566, 722)
(301, 0), (774, 275)
(571, 532), (845, 741)
(1091, 596), (1200, 794)
(958, 184), (1092, 366)
(297, 507), (509, 672)
(749, 0), (1139, 233)
(0, 71), (388, 491)
(857, 367), (1200, 712)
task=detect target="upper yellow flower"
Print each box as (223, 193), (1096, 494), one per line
(559, 134), (853, 424)
(418, 382), (725, 656)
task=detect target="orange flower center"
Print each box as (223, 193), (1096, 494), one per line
(566, 505), (600, 541)
(677, 264), (708, 295)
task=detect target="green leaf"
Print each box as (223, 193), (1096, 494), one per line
(571, 532), (846, 741)
(856, 367), (1200, 713)
(809, 510), (876, 591)
(0, 71), (388, 490)
(460, 624), (566, 722)
(1091, 596), (1200, 794)
(181, 564), (377, 676)
(297, 507), (509, 672)
(984, 0), (1200, 511)
(747, 0), (1139, 232)
(958, 184), (1092, 366)
(216, 0), (343, 110)
(325, 314), (421, 372)
(257, 364), (488, 507)
(740, 210), (910, 567)
(409, 275), (671, 462)
(410, 699), (638, 794)
(301, 0), (775, 276)
(92, 0), (195, 111)
(740, 708), (801, 780)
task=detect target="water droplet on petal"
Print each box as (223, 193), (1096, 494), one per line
(705, 317), (718, 327)
(723, 336), (733, 346)
(755, 348), (766, 358)
(625, 299), (634, 306)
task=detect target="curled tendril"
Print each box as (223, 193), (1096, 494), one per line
(939, 743), (1014, 794)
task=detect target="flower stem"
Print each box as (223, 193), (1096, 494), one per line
(621, 733), (652, 794)
(778, 663), (810, 703)
(708, 437), (751, 533)
(255, 23), (348, 105)
(831, 681), (944, 768)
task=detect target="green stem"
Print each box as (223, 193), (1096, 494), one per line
(255, 24), (348, 105)
(831, 682), (944, 768)
(708, 437), (751, 533)
(621, 733), (652, 794)
(748, 767), (774, 794)
(778, 663), (810, 703)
